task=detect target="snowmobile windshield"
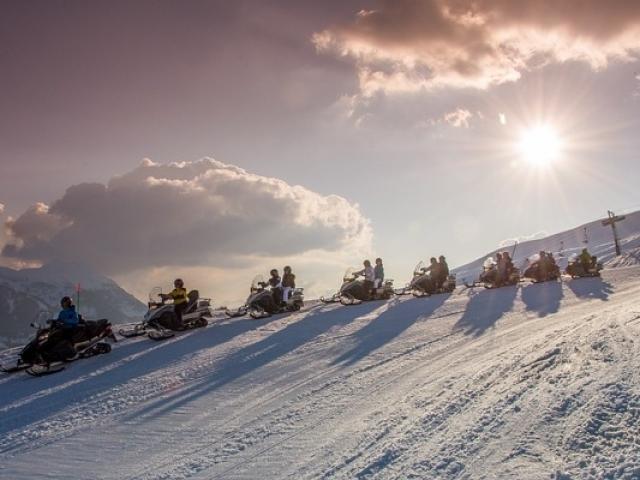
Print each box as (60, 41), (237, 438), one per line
(568, 253), (578, 262)
(414, 261), (425, 275)
(343, 268), (358, 282)
(483, 257), (497, 269)
(149, 286), (164, 303)
(251, 275), (266, 291)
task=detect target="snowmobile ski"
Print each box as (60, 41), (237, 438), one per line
(0, 362), (31, 374)
(148, 329), (175, 341)
(118, 324), (148, 338)
(26, 363), (66, 376)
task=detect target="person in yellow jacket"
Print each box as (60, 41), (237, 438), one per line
(579, 248), (596, 273)
(159, 278), (188, 329)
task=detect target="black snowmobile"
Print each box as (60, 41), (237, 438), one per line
(321, 268), (394, 305)
(522, 253), (560, 283)
(395, 261), (456, 297)
(119, 288), (211, 341)
(1, 315), (116, 376)
(465, 257), (521, 289)
(226, 275), (304, 319)
(565, 254), (603, 278)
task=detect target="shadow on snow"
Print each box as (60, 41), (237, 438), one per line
(332, 294), (450, 367)
(122, 301), (382, 421)
(520, 280), (564, 317)
(566, 277), (613, 301)
(455, 286), (518, 336)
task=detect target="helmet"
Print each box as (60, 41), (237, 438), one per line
(363, 259), (371, 267)
(60, 296), (73, 307)
(430, 257), (437, 263)
(439, 255), (446, 261)
(270, 269), (278, 276)
(375, 257), (382, 264)
(284, 265), (292, 273)
(174, 278), (184, 288)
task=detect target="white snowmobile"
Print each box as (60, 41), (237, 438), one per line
(321, 268), (394, 305)
(226, 275), (304, 319)
(522, 253), (561, 283)
(1, 312), (117, 376)
(565, 254), (603, 278)
(119, 288), (211, 341)
(465, 257), (521, 289)
(395, 261), (456, 297)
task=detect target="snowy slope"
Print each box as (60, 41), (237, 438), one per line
(454, 210), (640, 283)
(1, 265), (640, 479)
(0, 261), (146, 347)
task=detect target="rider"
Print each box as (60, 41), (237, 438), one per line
(579, 248), (595, 272)
(500, 251), (515, 285)
(423, 257), (440, 292)
(57, 296), (80, 331)
(374, 258), (384, 289)
(437, 255), (449, 288)
(160, 278), (188, 329)
(281, 266), (296, 305)
(38, 296), (82, 361)
(355, 260), (375, 299)
(268, 269), (283, 307)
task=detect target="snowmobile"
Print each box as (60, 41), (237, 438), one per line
(1, 314), (116, 376)
(395, 261), (456, 297)
(321, 268), (394, 305)
(119, 288), (211, 341)
(464, 257), (521, 289)
(565, 254), (603, 278)
(522, 253), (561, 283)
(226, 275), (304, 318)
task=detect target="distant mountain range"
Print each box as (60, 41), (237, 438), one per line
(0, 261), (146, 348)
(454, 210), (640, 282)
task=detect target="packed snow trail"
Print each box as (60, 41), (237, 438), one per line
(1, 268), (640, 480)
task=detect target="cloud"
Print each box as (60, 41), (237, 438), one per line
(499, 231), (549, 248)
(314, 0), (640, 94)
(443, 108), (473, 128)
(1, 158), (373, 278)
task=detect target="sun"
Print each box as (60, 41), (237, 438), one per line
(517, 125), (563, 167)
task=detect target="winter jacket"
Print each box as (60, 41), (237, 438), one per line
(57, 305), (80, 328)
(356, 266), (375, 282)
(579, 250), (592, 267)
(268, 276), (282, 288)
(168, 287), (188, 305)
(282, 273), (296, 288)
(439, 261), (449, 278)
(374, 264), (384, 281)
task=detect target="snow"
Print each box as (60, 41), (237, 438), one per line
(1, 266), (640, 479)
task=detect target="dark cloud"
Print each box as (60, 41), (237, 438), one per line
(2, 159), (372, 274)
(315, 0), (640, 93)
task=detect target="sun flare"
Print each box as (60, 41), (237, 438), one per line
(518, 125), (563, 167)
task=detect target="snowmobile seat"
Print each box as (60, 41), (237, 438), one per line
(184, 290), (200, 314)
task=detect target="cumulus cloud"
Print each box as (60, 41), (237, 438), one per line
(314, 0), (640, 94)
(1, 158), (373, 277)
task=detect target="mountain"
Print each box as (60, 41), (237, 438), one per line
(0, 261), (146, 347)
(453, 209), (640, 282)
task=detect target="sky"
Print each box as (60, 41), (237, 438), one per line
(1, 0), (640, 304)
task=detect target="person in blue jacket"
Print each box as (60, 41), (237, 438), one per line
(57, 296), (80, 329)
